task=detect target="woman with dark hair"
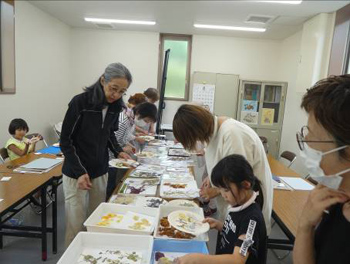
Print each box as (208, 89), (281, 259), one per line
(60, 62), (132, 246)
(293, 75), (350, 264)
(173, 104), (273, 234)
(106, 102), (157, 200)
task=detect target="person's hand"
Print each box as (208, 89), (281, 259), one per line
(136, 130), (148, 136)
(200, 186), (220, 201)
(203, 217), (223, 231)
(123, 145), (136, 154)
(77, 174), (92, 190)
(174, 253), (201, 264)
(29, 136), (41, 144)
(200, 176), (211, 189)
(298, 184), (349, 230)
(135, 137), (146, 144)
(118, 152), (132, 160)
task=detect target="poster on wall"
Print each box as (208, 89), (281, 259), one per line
(241, 111), (258, 125)
(261, 108), (275, 125)
(192, 83), (216, 113)
(242, 100), (258, 112)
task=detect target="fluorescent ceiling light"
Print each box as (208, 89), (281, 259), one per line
(84, 17), (156, 25)
(258, 0), (302, 4)
(194, 24), (266, 32)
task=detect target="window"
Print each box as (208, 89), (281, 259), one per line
(0, 0), (15, 94)
(158, 34), (192, 100)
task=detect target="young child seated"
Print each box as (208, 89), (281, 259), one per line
(5, 118), (42, 160)
(175, 154), (267, 264)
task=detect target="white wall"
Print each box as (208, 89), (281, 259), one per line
(296, 13), (335, 93)
(68, 29), (311, 176)
(278, 31), (309, 176)
(162, 35), (284, 124)
(0, 2), (329, 177)
(0, 1), (72, 146)
(69, 30), (285, 126)
(70, 29), (159, 98)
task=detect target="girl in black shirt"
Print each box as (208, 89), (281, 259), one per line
(175, 154), (267, 264)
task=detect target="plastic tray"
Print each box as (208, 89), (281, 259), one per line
(57, 232), (153, 264)
(84, 203), (159, 236)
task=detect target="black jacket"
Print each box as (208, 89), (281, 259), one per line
(60, 87), (123, 179)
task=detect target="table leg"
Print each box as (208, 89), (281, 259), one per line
(0, 216), (3, 249)
(41, 185), (47, 261)
(52, 180), (57, 254)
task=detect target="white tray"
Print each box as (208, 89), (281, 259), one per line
(119, 178), (159, 196)
(160, 179), (199, 199)
(109, 194), (168, 208)
(57, 232), (153, 264)
(84, 203), (159, 236)
(154, 205), (209, 242)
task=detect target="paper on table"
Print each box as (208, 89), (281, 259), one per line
(1, 177), (11, 182)
(0, 199), (3, 202)
(280, 177), (314, 191)
(272, 179), (292, 191)
(21, 158), (62, 170)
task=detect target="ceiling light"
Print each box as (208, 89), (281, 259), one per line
(258, 0), (302, 4)
(194, 24), (266, 32)
(84, 17), (156, 25)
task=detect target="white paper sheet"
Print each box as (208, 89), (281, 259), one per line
(0, 177), (11, 182)
(21, 158), (62, 170)
(280, 177), (314, 191)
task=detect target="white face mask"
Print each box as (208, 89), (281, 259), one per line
(134, 118), (147, 127)
(300, 143), (350, 189)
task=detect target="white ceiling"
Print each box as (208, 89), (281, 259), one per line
(29, 0), (349, 40)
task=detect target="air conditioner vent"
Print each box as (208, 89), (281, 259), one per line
(94, 23), (114, 29)
(245, 15), (276, 24)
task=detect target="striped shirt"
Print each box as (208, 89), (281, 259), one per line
(115, 108), (135, 147)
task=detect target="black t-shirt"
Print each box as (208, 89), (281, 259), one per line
(315, 203), (350, 264)
(216, 203), (267, 264)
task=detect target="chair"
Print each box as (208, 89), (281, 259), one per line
(0, 147), (9, 163)
(25, 133), (48, 147)
(259, 136), (269, 154)
(280, 151), (297, 168)
(53, 122), (62, 140)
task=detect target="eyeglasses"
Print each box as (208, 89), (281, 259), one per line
(108, 87), (126, 96)
(296, 126), (335, 151)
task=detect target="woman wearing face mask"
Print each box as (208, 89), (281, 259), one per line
(106, 102), (157, 200)
(127, 93), (156, 135)
(60, 63), (132, 246)
(293, 75), (350, 264)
